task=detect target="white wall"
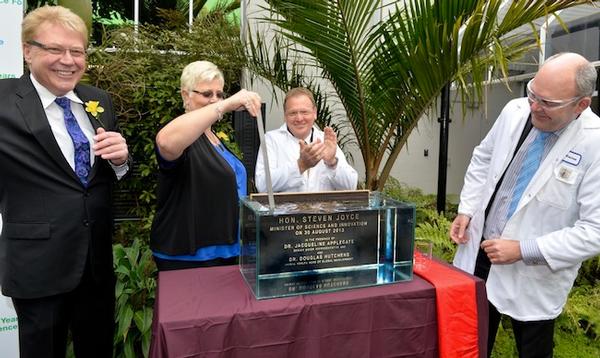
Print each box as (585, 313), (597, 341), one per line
(391, 82), (522, 196)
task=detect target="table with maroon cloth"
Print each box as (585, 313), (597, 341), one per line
(149, 264), (487, 358)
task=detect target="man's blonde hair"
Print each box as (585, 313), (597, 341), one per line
(22, 5), (88, 46)
(284, 87), (316, 111)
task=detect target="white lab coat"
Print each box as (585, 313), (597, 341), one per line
(255, 124), (358, 193)
(454, 98), (600, 320)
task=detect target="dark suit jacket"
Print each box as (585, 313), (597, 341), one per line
(0, 74), (122, 299)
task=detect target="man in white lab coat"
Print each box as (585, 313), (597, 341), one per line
(255, 87), (357, 193)
(450, 52), (600, 357)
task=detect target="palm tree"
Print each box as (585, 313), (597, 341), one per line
(246, 0), (591, 190)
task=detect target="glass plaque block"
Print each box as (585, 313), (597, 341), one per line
(240, 191), (415, 299)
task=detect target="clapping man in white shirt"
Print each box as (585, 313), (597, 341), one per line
(256, 87), (357, 193)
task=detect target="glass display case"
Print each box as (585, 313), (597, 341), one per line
(239, 190), (415, 299)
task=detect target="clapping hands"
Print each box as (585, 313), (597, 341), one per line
(297, 126), (338, 173)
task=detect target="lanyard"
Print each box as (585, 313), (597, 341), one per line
(287, 126), (314, 143)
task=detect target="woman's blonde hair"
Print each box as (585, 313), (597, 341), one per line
(180, 61), (224, 91)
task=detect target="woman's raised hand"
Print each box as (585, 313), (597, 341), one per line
(223, 89), (262, 117)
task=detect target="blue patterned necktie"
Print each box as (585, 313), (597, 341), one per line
(55, 97), (91, 186)
(506, 131), (551, 219)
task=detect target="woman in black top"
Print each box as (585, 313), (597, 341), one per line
(150, 60), (261, 271)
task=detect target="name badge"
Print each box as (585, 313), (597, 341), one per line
(554, 164), (578, 184)
(562, 151), (582, 166)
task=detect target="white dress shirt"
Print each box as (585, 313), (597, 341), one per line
(255, 124), (358, 192)
(30, 74), (128, 179)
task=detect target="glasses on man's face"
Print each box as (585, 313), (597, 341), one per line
(285, 110), (312, 118)
(526, 79), (582, 110)
(191, 90), (225, 99)
(27, 40), (86, 58)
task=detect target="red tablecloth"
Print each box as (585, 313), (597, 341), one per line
(149, 264), (487, 358)
(414, 255), (487, 358)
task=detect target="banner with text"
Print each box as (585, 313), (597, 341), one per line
(0, 1), (24, 79)
(0, 1), (23, 357)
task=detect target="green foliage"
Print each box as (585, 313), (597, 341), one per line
(113, 234), (157, 358)
(175, 0), (209, 19)
(560, 285), (600, 342)
(213, 120), (243, 158)
(383, 176), (439, 212)
(553, 332), (600, 358)
(93, 6), (133, 28)
(490, 322), (517, 358)
(575, 256), (600, 287)
(26, 0), (57, 12)
(383, 177), (457, 262)
(414, 211), (456, 263)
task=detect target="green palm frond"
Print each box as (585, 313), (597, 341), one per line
(247, 0), (592, 189)
(245, 28), (355, 154)
(176, 0), (207, 17)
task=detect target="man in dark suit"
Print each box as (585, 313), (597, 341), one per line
(0, 5), (130, 357)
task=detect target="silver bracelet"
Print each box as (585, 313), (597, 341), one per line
(215, 103), (224, 121)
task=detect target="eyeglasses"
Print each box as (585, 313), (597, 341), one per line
(190, 90), (225, 99)
(27, 40), (87, 58)
(285, 110), (313, 118)
(526, 80), (582, 110)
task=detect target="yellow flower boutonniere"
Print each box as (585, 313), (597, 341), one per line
(85, 100), (106, 128)
(216, 131), (230, 142)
